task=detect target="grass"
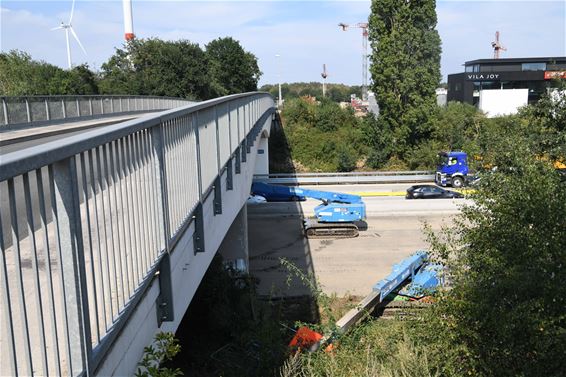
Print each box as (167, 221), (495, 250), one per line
(280, 316), (439, 377)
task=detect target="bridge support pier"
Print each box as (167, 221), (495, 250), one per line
(253, 132), (269, 175)
(218, 204), (249, 273)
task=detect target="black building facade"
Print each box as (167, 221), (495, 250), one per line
(447, 57), (566, 106)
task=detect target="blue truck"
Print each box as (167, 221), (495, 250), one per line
(435, 151), (469, 188)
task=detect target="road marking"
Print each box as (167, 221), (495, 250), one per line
(348, 189), (476, 197)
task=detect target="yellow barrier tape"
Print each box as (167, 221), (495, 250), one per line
(351, 191), (406, 197)
(348, 189), (476, 197)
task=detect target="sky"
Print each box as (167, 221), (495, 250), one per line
(1, 0), (565, 87)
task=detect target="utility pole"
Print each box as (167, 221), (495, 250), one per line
(339, 22), (369, 101)
(321, 64), (328, 98)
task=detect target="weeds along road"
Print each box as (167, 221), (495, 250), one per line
(247, 192), (468, 297)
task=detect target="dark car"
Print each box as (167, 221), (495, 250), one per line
(406, 185), (464, 199)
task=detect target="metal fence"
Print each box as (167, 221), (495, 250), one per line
(254, 171), (435, 185)
(0, 92), (275, 376)
(0, 95), (192, 128)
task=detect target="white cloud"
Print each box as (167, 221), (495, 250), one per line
(1, 1), (564, 87)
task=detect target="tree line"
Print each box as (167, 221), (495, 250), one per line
(0, 37), (261, 100)
(284, 102), (566, 376)
(274, 91), (565, 173)
(259, 82), (362, 103)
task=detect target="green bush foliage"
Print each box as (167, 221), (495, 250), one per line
(281, 98), (368, 172)
(0, 51), (99, 95)
(2, 39), (260, 100)
(259, 82), (362, 103)
(417, 145), (566, 376)
(281, 91), (566, 377)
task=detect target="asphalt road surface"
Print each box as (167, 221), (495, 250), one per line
(248, 192), (467, 297)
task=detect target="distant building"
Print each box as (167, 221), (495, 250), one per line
(447, 57), (566, 117)
(436, 88), (447, 107)
(367, 91), (379, 115)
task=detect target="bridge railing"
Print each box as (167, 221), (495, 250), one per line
(0, 92), (274, 376)
(0, 95), (192, 128)
(254, 171), (435, 185)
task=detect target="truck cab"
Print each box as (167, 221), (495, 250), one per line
(435, 151), (469, 188)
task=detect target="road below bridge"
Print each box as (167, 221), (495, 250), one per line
(248, 186), (468, 297)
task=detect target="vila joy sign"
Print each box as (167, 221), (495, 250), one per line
(544, 71), (566, 80)
(465, 73), (500, 81)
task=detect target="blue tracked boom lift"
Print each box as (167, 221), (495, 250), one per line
(251, 182), (366, 238)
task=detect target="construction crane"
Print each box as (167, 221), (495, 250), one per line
(339, 22), (369, 101)
(321, 64), (328, 97)
(491, 31), (506, 59)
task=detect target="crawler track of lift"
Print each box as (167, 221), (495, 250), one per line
(303, 218), (359, 239)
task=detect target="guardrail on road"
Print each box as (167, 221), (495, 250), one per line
(254, 171), (435, 185)
(1, 95), (192, 129)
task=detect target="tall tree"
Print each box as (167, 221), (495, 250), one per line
(205, 37), (261, 96)
(100, 38), (213, 100)
(0, 50), (98, 95)
(368, 0), (442, 155)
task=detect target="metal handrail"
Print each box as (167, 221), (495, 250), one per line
(255, 171), (433, 177)
(0, 91), (275, 376)
(254, 171), (435, 185)
(0, 93), (265, 180)
(0, 94), (193, 128)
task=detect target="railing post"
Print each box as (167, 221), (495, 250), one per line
(235, 147), (241, 174)
(76, 99), (80, 117)
(62, 99), (67, 119)
(193, 112), (205, 253)
(2, 98), (8, 125)
(226, 157), (233, 190)
(100, 99), (104, 115)
(214, 106), (221, 174)
(156, 253), (174, 326)
(50, 158), (92, 376)
(45, 99), (50, 121)
(213, 176), (222, 215)
(88, 98), (93, 116)
(150, 125), (170, 249)
(149, 123), (177, 325)
(25, 99), (31, 122)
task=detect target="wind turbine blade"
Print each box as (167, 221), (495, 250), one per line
(51, 26), (64, 31)
(69, 0), (76, 23)
(69, 27), (87, 56)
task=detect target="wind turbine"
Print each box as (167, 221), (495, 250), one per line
(52, 0), (87, 69)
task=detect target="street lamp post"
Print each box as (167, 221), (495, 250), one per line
(275, 54), (282, 108)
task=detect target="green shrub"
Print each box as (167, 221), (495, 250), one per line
(280, 98), (366, 172)
(336, 147), (356, 172)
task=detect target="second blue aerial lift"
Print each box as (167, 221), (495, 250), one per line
(251, 182), (366, 238)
